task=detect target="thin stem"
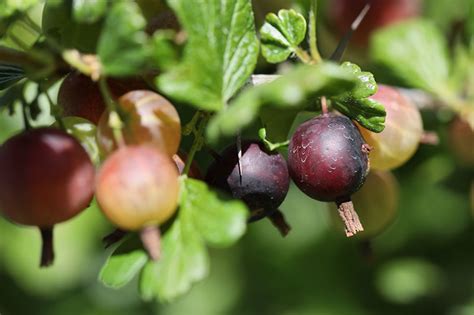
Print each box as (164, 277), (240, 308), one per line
(309, 0), (322, 63)
(40, 227), (55, 267)
(294, 47), (313, 64)
(21, 100), (31, 130)
(330, 4), (371, 61)
(98, 77), (126, 148)
(183, 113), (209, 175)
(236, 133), (243, 185)
(420, 131), (439, 145)
(321, 96), (328, 114)
(267, 210), (291, 237)
(41, 86), (66, 131)
(182, 111), (201, 136)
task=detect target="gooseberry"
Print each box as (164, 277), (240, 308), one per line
(358, 85), (423, 170)
(97, 90), (181, 157)
(95, 145), (179, 259)
(206, 141), (291, 236)
(288, 113), (369, 237)
(0, 128), (95, 267)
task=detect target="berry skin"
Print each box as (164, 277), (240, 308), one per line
(288, 114), (369, 202)
(449, 117), (474, 167)
(206, 141), (291, 235)
(206, 141), (289, 215)
(97, 90), (181, 157)
(358, 85), (423, 170)
(288, 113), (369, 237)
(0, 128), (95, 266)
(96, 145), (179, 260)
(96, 145), (179, 231)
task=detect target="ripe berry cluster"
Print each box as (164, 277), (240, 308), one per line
(0, 67), (425, 267)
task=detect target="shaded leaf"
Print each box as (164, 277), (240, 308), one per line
(99, 249), (148, 289)
(98, 1), (150, 76)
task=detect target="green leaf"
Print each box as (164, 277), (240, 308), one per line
(370, 19), (450, 94)
(0, 64), (25, 90)
(331, 62), (386, 133)
(42, 0), (103, 53)
(138, 177), (248, 302)
(139, 215), (208, 302)
(333, 98), (386, 133)
(72, 0), (107, 23)
(97, 1), (150, 76)
(0, 0), (39, 18)
(206, 62), (357, 143)
(339, 62), (377, 99)
(181, 177), (248, 247)
(260, 9), (307, 63)
(99, 249), (148, 289)
(157, 0), (259, 111)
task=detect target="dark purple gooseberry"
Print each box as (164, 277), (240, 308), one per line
(206, 141), (291, 236)
(288, 113), (369, 237)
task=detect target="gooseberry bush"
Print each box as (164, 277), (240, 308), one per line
(0, 0), (472, 304)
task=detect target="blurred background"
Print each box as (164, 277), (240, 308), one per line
(0, 0), (473, 314)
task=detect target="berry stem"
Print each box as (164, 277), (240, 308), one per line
(336, 198), (364, 237)
(39, 226), (55, 267)
(98, 77), (126, 148)
(268, 209), (291, 237)
(103, 228), (128, 249)
(294, 47), (313, 64)
(20, 99), (31, 131)
(420, 131), (439, 145)
(41, 86), (66, 131)
(182, 111), (201, 136)
(321, 96), (328, 115)
(140, 226), (161, 261)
